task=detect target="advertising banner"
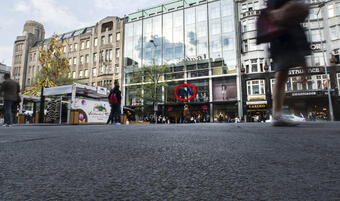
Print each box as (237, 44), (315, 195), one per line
(72, 98), (110, 123)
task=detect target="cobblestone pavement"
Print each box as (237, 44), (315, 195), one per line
(0, 122), (339, 200)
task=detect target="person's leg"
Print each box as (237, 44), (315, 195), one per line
(3, 101), (10, 125)
(116, 104), (121, 123)
(107, 106), (113, 124)
(11, 102), (17, 124)
(272, 69), (289, 120)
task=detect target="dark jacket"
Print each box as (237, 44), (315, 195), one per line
(268, 0), (311, 58)
(108, 87), (121, 105)
(0, 79), (20, 101)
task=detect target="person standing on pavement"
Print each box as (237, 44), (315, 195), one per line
(107, 81), (122, 125)
(0, 73), (20, 127)
(266, 0), (310, 126)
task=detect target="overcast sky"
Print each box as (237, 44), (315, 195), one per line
(0, 0), (161, 66)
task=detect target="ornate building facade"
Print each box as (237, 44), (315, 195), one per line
(12, 17), (124, 92)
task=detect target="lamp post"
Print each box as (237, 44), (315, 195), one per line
(150, 39), (158, 124)
(316, 2), (334, 121)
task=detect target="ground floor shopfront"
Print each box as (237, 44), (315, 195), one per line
(127, 101), (238, 123)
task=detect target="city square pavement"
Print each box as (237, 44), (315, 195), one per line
(0, 122), (339, 200)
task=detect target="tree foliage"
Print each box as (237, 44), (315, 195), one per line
(128, 64), (170, 109)
(24, 35), (72, 96)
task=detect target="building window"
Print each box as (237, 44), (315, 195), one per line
(310, 30), (323, 42)
(337, 73), (340, 94)
(93, 53), (97, 62)
(101, 36), (105, 45)
(286, 74), (330, 92)
(73, 57), (77, 65)
(74, 43), (78, 51)
(247, 80), (265, 96)
(85, 69), (88, 77)
(70, 44), (73, 52)
(336, 2), (340, 16)
(81, 41), (85, 50)
(85, 55), (89, 64)
(92, 68), (97, 76)
(270, 79), (275, 94)
(248, 39), (257, 51)
(94, 38), (98, 46)
(243, 40), (248, 52)
(80, 56), (84, 65)
(109, 49), (113, 61)
(116, 32), (121, 41)
(105, 50), (109, 61)
(115, 64), (119, 73)
(328, 4), (335, 18)
(116, 48), (120, 57)
(330, 26), (338, 40)
(72, 71), (76, 79)
(86, 40), (90, 48)
(79, 70), (83, 78)
(109, 34), (113, 43)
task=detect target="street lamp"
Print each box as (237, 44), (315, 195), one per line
(316, 2), (334, 121)
(150, 39), (158, 124)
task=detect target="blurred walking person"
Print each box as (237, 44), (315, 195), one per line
(257, 0), (310, 126)
(0, 73), (20, 127)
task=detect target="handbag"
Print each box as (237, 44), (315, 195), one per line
(256, 9), (286, 44)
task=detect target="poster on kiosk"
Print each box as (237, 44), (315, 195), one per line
(73, 98), (111, 124)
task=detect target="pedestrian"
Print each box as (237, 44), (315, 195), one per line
(258, 0), (310, 126)
(183, 104), (190, 123)
(0, 73), (20, 127)
(107, 81), (122, 125)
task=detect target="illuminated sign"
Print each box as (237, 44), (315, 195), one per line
(247, 104), (267, 109)
(202, 105), (208, 110)
(248, 95), (266, 101)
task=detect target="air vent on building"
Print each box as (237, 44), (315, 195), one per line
(199, 0), (206, 3)
(168, 8), (175, 11)
(189, 3), (196, 6)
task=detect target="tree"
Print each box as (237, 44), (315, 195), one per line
(24, 35), (72, 96)
(128, 63), (170, 116)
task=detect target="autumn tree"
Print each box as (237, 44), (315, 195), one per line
(24, 34), (72, 96)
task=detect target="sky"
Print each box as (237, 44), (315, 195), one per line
(0, 0), (161, 66)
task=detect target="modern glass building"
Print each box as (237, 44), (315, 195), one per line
(124, 0), (242, 122)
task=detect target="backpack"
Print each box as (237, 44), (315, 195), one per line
(109, 92), (118, 104)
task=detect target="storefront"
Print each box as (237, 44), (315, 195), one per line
(285, 91), (332, 120)
(165, 103), (210, 123)
(246, 101), (268, 122)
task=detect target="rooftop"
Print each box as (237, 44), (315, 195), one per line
(127, 0), (216, 22)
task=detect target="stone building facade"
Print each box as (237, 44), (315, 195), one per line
(12, 17), (124, 92)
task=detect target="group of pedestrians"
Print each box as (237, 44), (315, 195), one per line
(0, 73), (20, 127)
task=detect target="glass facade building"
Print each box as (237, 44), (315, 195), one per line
(124, 0), (241, 122)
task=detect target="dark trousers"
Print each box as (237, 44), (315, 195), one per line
(4, 100), (15, 125)
(107, 104), (121, 124)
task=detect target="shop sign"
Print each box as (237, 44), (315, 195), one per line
(248, 95), (266, 101)
(202, 105), (208, 110)
(310, 43), (325, 52)
(288, 67), (323, 75)
(291, 91), (317, 96)
(183, 56), (204, 62)
(247, 104), (267, 109)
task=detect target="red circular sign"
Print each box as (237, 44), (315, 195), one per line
(174, 84), (197, 102)
(202, 105), (208, 110)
